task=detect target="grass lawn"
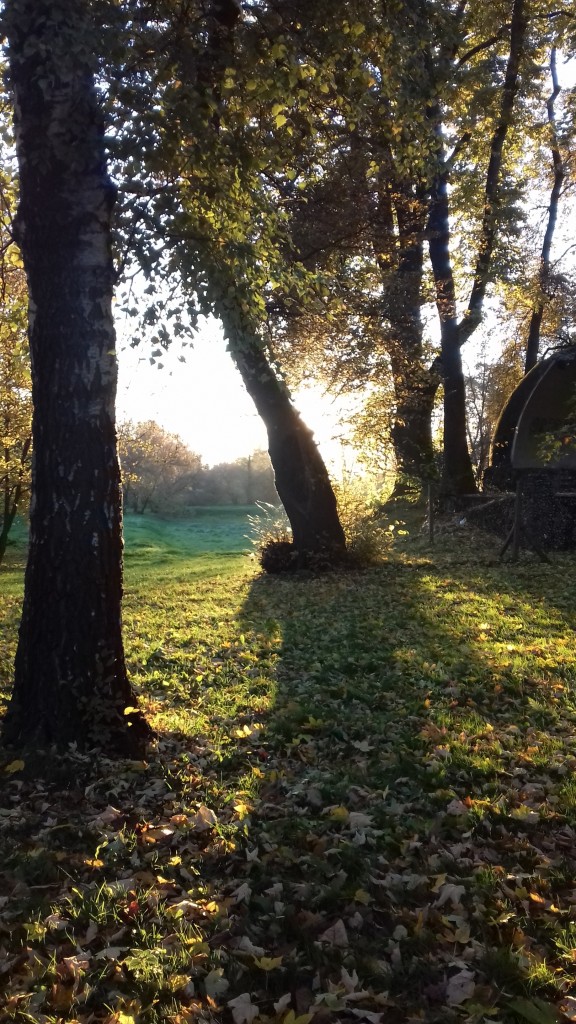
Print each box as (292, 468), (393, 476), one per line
(1, 510), (576, 1024)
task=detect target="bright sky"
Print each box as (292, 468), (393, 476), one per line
(116, 315), (355, 470)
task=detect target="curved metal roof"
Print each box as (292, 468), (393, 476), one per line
(511, 349), (576, 470)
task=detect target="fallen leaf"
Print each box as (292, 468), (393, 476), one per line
(254, 955), (283, 971)
(274, 994), (292, 1013)
(95, 946), (127, 960)
(232, 882), (252, 904)
(204, 967), (229, 1000)
(233, 936), (265, 956)
(348, 812), (373, 829)
(227, 992), (260, 1024)
(435, 882), (466, 908)
(319, 919), (349, 947)
(560, 995), (576, 1021)
(283, 1012), (314, 1024)
(327, 805), (350, 822)
(446, 799), (469, 816)
(446, 969), (475, 1006)
(190, 805), (217, 831)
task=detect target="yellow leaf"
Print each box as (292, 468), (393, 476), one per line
(284, 1012), (314, 1024)
(328, 805), (349, 822)
(123, 706), (139, 715)
(431, 873), (447, 892)
(4, 759), (25, 774)
(354, 888), (373, 905)
(254, 955), (283, 971)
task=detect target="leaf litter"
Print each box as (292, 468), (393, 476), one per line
(1, 535), (576, 1023)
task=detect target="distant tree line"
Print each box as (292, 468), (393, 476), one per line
(118, 420), (278, 514)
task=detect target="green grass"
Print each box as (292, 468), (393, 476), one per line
(1, 511), (576, 1023)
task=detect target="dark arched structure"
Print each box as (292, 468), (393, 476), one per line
(486, 360), (550, 491)
(487, 347), (576, 490)
(483, 347), (576, 553)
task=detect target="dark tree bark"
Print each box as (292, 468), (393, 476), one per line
(427, 170), (478, 497)
(427, 0), (527, 499)
(2, 0), (152, 754)
(225, 325), (346, 561)
(525, 48), (565, 373)
(376, 181), (438, 498)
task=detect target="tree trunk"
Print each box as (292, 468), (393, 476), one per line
(388, 350), (438, 500)
(227, 328), (346, 561)
(425, 0), (526, 499)
(0, 520), (12, 565)
(427, 171), (477, 498)
(2, 0), (151, 755)
(524, 48), (564, 373)
(377, 184), (438, 498)
(0, 478), (20, 567)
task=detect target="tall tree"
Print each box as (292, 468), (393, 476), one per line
(524, 47), (572, 372)
(119, 419), (203, 514)
(110, 0), (347, 561)
(2, 0), (151, 754)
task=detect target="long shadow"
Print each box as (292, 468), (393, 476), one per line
(1, 536), (576, 1021)
(230, 552), (576, 1015)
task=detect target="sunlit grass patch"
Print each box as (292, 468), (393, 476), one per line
(1, 514), (576, 1022)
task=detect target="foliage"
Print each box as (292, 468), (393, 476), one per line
(118, 420), (204, 515)
(246, 501), (292, 551)
(1, 516), (576, 1022)
(246, 501), (295, 574)
(465, 342), (525, 484)
(196, 453), (278, 508)
(333, 479), (394, 567)
(0, 182), (31, 564)
(119, 425), (278, 513)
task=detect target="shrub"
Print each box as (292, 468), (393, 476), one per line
(334, 481), (392, 567)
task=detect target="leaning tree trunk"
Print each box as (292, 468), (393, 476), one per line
(2, 0), (151, 755)
(227, 328), (346, 562)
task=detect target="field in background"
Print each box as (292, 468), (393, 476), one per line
(1, 515), (576, 1023)
(125, 507), (256, 558)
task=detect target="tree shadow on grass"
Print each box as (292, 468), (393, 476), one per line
(227, 552), (576, 1018)
(1, 544), (576, 1022)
